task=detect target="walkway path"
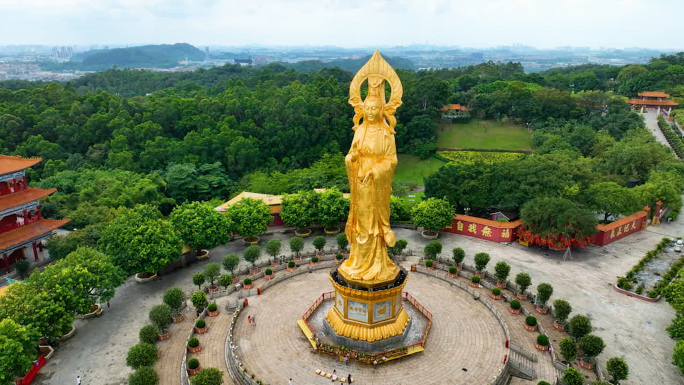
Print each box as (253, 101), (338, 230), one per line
(643, 111), (673, 150)
(190, 299), (233, 384)
(154, 306), (193, 385)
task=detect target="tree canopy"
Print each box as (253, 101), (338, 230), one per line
(520, 197), (597, 248)
(169, 201), (232, 251)
(224, 198), (272, 238)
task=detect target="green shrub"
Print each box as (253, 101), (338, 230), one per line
(606, 357), (629, 384)
(195, 319), (206, 328)
(187, 358), (200, 370)
(207, 303), (217, 312)
(313, 236), (326, 252)
(311, 256), (319, 263)
(536, 283), (553, 306)
(265, 268), (273, 275)
(128, 366), (159, 385)
(188, 337), (200, 348)
(424, 241), (442, 260)
(510, 300), (521, 310)
(191, 367), (224, 385)
(562, 367), (584, 385)
(580, 334), (605, 359)
(163, 287), (186, 315)
(288, 261), (296, 268)
(568, 314), (592, 340)
(191, 291), (207, 310)
(336, 254), (343, 260)
(494, 261), (511, 283)
(553, 299), (572, 324)
(647, 289), (659, 298)
(425, 259), (434, 268)
(448, 266), (457, 274)
(139, 325), (159, 345)
(148, 304), (173, 333)
(15, 260), (30, 279)
(336, 233), (349, 252)
(219, 274), (232, 289)
(526, 316), (537, 327)
(243, 277), (252, 285)
(474, 252), (490, 271)
(222, 254), (240, 274)
(244, 245), (261, 268)
(617, 277), (633, 291)
(635, 285), (644, 295)
(471, 275), (480, 283)
(559, 338), (577, 362)
(492, 287), (501, 295)
(537, 382), (551, 385)
(452, 247), (465, 265)
(192, 272), (205, 290)
(536, 334), (549, 346)
(126, 343), (158, 369)
(515, 272), (531, 293)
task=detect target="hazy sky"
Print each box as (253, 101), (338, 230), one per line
(2, 0), (682, 49)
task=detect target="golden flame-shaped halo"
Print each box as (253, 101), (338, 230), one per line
(349, 50), (403, 133)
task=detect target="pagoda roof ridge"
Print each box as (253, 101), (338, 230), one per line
(0, 154), (43, 176)
(0, 188), (58, 213)
(0, 218), (70, 252)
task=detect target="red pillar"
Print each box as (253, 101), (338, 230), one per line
(37, 206), (42, 220)
(32, 242), (39, 261)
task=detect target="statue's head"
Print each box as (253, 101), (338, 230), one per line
(363, 94), (383, 124)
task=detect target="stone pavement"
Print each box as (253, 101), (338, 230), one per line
(233, 269), (508, 385)
(154, 306), (193, 385)
(190, 302), (232, 384)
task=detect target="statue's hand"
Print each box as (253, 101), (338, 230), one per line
(359, 169), (374, 183)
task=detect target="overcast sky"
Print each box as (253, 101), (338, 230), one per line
(2, 0), (682, 49)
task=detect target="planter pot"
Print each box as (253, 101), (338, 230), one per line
(496, 282), (506, 288)
(135, 272), (158, 283)
(207, 309), (220, 317)
(249, 268), (259, 275)
(287, 267), (296, 272)
(295, 229), (311, 237)
(410, 265), (417, 272)
(243, 283), (254, 290)
(309, 262), (319, 266)
(553, 321), (566, 331)
(447, 273), (459, 279)
(59, 326), (76, 341)
(195, 326), (209, 334)
(469, 282), (480, 288)
(78, 303), (103, 319)
(38, 345), (55, 360)
(158, 331), (171, 340)
(476, 272), (485, 278)
(196, 249), (210, 260)
(243, 236), (260, 245)
(524, 324), (538, 331)
(580, 359), (594, 370)
(265, 274), (274, 280)
(509, 307), (521, 314)
(516, 293), (527, 300)
(208, 287), (220, 294)
(173, 315), (185, 323)
(426, 266), (435, 270)
(535, 343), (549, 351)
(187, 365), (202, 376)
(325, 227), (340, 235)
(420, 230), (439, 240)
(187, 344), (202, 353)
(490, 294), (502, 300)
(535, 306), (548, 314)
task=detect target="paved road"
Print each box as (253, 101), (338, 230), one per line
(643, 111), (673, 150)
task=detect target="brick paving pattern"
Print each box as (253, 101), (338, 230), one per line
(154, 306), (192, 385)
(190, 304), (232, 384)
(233, 270), (507, 385)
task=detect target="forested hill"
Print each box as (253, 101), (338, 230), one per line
(287, 55), (415, 72)
(65, 43), (205, 71)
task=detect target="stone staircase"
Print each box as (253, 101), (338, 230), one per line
(508, 345), (536, 381)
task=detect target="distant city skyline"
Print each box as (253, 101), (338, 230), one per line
(2, 0), (683, 50)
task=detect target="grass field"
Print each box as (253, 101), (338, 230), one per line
(436, 119), (533, 151)
(393, 154), (445, 185)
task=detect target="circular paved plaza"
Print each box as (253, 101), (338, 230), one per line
(233, 270), (508, 385)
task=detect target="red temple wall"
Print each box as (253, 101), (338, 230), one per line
(593, 210), (648, 246)
(443, 215), (522, 242)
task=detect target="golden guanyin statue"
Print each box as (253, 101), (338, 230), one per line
(338, 50), (403, 286)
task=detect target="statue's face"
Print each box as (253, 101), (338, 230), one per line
(364, 97), (382, 123)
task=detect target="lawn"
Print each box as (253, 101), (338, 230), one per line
(393, 154), (445, 186)
(436, 119), (533, 151)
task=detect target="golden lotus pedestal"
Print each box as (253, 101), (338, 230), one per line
(324, 268), (411, 350)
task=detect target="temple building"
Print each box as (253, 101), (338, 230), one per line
(626, 91), (679, 114)
(0, 155), (69, 273)
(440, 103), (470, 119)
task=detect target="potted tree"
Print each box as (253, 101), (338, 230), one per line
(219, 274), (233, 291)
(494, 261), (511, 288)
(562, 368), (584, 385)
(169, 201), (232, 264)
(335, 254), (344, 263)
(139, 325), (159, 345)
(470, 275), (480, 288)
(222, 253), (240, 283)
(579, 334), (605, 370)
(207, 303), (220, 317)
(568, 315), (593, 340)
(313, 236), (326, 256)
(318, 187), (348, 235)
(606, 357), (629, 384)
(559, 338), (577, 363)
(423, 241), (442, 262)
(411, 197), (454, 239)
(187, 337), (202, 353)
(149, 304), (173, 340)
(192, 272), (205, 291)
(425, 259), (434, 269)
(509, 299), (522, 314)
(535, 283), (553, 314)
(448, 265), (459, 278)
(535, 334), (550, 351)
(126, 342), (158, 369)
(336, 233), (349, 254)
(524, 316), (538, 331)
(491, 287), (502, 300)
(195, 318), (209, 334)
(244, 245), (261, 275)
(204, 263), (221, 294)
(289, 237), (304, 261)
(243, 277), (254, 290)
(452, 247), (465, 270)
(191, 291), (207, 315)
(264, 268), (274, 280)
(225, 197), (273, 245)
(474, 252), (490, 277)
(163, 287), (186, 323)
(389, 239), (409, 259)
(265, 239), (282, 267)
(515, 272), (532, 300)
(191, 368), (224, 384)
(287, 260), (297, 272)
(187, 358), (202, 376)
(128, 366), (158, 385)
(552, 299), (572, 331)
(280, 191), (319, 237)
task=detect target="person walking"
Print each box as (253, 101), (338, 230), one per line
(76, 376), (81, 385)
(344, 355), (349, 367)
(289, 378), (293, 385)
(331, 370), (338, 382)
(252, 315), (256, 327)
(248, 315), (252, 325)
(347, 374), (352, 384)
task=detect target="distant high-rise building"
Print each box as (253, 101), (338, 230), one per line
(205, 46), (209, 61)
(51, 46), (73, 62)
